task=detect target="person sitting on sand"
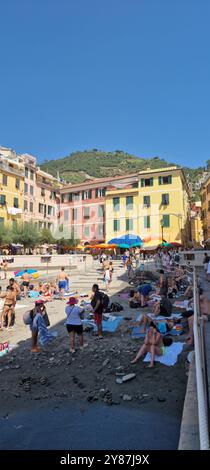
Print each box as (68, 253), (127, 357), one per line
(42, 284), (53, 302)
(134, 314), (173, 334)
(153, 295), (172, 317)
(131, 322), (165, 368)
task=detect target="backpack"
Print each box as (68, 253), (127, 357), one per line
(129, 300), (141, 309)
(110, 302), (124, 312)
(101, 293), (110, 311)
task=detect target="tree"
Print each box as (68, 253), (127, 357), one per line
(0, 226), (13, 246)
(12, 222), (41, 252)
(39, 228), (56, 245)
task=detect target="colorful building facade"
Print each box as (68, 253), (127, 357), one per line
(201, 174), (210, 242)
(105, 167), (191, 246)
(0, 147), (24, 227)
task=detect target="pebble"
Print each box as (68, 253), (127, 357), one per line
(123, 394), (132, 401)
(116, 378), (123, 384)
(102, 358), (110, 367)
(122, 373), (136, 382)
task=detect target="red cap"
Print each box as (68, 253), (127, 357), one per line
(66, 297), (78, 305)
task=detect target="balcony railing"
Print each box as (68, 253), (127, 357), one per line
(0, 160), (24, 177)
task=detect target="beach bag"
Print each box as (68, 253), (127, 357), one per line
(110, 302), (123, 312)
(23, 310), (34, 325)
(129, 300), (141, 308)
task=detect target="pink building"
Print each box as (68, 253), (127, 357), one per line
(59, 174), (139, 244)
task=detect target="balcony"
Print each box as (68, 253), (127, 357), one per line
(0, 160), (24, 178)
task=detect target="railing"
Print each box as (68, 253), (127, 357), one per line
(193, 267), (210, 449)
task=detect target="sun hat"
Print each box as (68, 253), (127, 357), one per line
(35, 299), (45, 305)
(66, 297), (78, 305)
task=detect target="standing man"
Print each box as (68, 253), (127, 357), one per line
(57, 267), (69, 300)
(2, 259), (8, 280)
(91, 284), (103, 339)
(22, 269), (30, 298)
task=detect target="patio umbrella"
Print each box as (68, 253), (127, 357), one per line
(14, 268), (38, 277)
(158, 242), (173, 248)
(170, 242), (182, 247)
(131, 242), (143, 248)
(118, 243), (130, 249)
(108, 234), (142, 247)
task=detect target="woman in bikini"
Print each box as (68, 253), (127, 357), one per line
(131, 322), (165, 368)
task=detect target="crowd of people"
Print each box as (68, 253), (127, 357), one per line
(0, 249), (209, 366)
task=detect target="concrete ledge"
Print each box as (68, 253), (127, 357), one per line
(179, 353), (200, 450)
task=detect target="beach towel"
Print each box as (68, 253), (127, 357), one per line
(82, 316), (123, 333)
(143, 342), (184, 366)
(28, 291), (40, 299)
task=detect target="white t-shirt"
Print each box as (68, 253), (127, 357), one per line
(65, 305), (84, 325)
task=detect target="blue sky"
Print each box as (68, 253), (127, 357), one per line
(0, 0), (210, 167)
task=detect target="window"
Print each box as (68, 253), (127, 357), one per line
(50, 191), (56, 200)
(98, 224), (104, 236)
(61, 194), (65, 203)
(161, 193), (169, 205)
(84, 226), (90, 237)
(0, 217), (4, 226)
(158, 175), (172, 185)
(30, 185), (34, 196)
(24, 200), (28, 211)
(98, 205), (104, 218)
(113, 197), (120, 211)
(96, 188), (105, 198)
(41, 188), (45, 197)
(84, 207), (90, 219)
(83, 190), (92, 200)
(143, 195), (150, 207)
(162, 215), (170, 227)
(73, 193), (80, 201)
(30, 202), (33, 212)
(132, 182), (139, 188)
(30, 170), (34, 181)
(0, 195), (6, 205)
(64, 209), (69, 221)
(144, 216), (150, 229)
(15, 178), (20, 189)
(24, 182), (28, 193)
(48, 206), (53, 216)
(113, 219), (120, 232)
(39, 203), (44, 213)
(126, 196), (133, 210)
(126, 219), (133, 231)
(68, 193), (73, 202)
(141, 178), (153, 187)
(25, 167), (28, 178)
(2, 174), (7, 186)
(14, 197), (19, 208)
(72, 208), (77, 220)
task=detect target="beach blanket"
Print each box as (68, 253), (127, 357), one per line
(82, 316), (123, 333)
(143, 342), (184, 366)
(131, 313), (183, 338)
(118, 292), (130, 299)
(173, 300), (189, 309)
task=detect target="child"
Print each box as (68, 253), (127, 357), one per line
(65, 297), (86, 353)
(104, 268), (111, 291)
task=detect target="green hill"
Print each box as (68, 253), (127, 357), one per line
(40, 150), (175, 184)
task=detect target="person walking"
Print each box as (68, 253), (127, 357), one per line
(65, 297), (86, 353)
(91, 284), (104, 339)
(57, 267), (69, 300)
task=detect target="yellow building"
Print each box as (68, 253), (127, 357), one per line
(105, 167), (191, 246)
(0, 151), (24, 228)
(201, 174), (210, 243)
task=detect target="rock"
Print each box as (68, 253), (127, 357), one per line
(122, 373), (136, 382)
(102, 358), (110, 367)
(123, 394), (132, 401)
(116, 366), (124, 372)
(157, 396), (166, 402)
(49, 357), (55, 363)
(116, 378), (123, 384)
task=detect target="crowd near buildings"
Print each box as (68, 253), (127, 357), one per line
(0, 145), (208, 247)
